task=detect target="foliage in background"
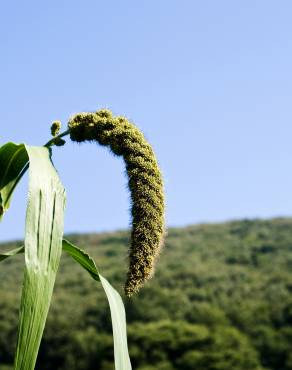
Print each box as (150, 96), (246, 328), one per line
(0, 218), (291, 370)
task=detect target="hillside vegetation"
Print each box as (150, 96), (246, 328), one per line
(0, 218), (291, 370)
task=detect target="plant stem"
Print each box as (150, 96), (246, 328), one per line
(44, 129), (71, 148)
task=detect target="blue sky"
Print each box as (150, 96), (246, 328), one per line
(0, 1), (291, 241)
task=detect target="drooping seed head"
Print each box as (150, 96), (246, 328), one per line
(68, 109), (165, 296)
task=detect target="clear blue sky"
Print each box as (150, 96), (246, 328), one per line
(0, 1), (291, 241)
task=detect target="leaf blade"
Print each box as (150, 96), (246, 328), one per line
(62, 239), (132, 370)
(14, 146), (66, 370)
(62, 239), (99, 281)
(99, 274), (132, 370)
(0, 246), (24, 262)
(0, 143), (29, 219)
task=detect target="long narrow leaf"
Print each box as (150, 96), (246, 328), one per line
(0, 143), (29, 219)
(62, 239), (132, 370)
(0, 246), (24, 262)
(62, 238), (99, 281)
(0, 238), (131, 369)
(14, 146), (66, 370)
(99, 275), (132, 370)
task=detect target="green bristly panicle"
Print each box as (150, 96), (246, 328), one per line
(68, 109), (165, 296)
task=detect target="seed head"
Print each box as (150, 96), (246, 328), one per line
(68, 109), (165, 296)
(51, 120), (62, 137)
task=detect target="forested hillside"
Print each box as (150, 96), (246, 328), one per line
(0, 218), (291, 370)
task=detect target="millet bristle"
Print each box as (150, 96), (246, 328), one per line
(68, 109), (165, 296)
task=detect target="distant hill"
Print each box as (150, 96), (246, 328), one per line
(0, 218), (291, 370)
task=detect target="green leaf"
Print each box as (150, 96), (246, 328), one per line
(62, 238), (99, 281)
(99, 275), (132, 370)
(0, 142), (29, 219)
(0, 246), (24, 262)
(14, 146), (66, 370)
(1, 230), (131, 369)
(62, 239), (132, 370)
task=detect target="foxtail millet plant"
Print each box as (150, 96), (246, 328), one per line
(0, 109), (164, 369)
(68, 109), (165, 296)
